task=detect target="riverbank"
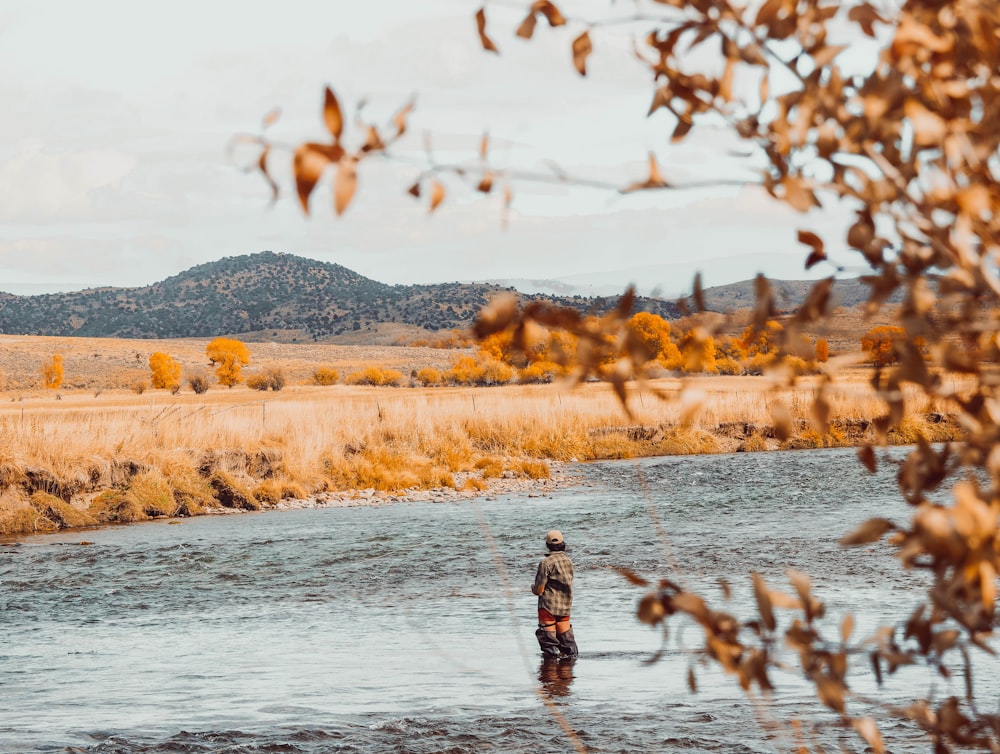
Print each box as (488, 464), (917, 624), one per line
(0, 367), (965, 537)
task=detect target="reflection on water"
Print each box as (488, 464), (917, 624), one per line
(538, 657), (576, 698)
(1, 447), (995, 753)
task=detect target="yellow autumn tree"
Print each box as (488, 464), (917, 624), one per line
(148, 352), (182, 391)
(205, 337), (251, 388)
(41, 354), (63, 390)
(815, 338), (829, 363)
(628, 312), (682, 368)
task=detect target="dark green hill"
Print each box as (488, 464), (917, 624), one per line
(0, 251), (681, 342)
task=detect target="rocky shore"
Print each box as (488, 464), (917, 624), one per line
(268, 465), (581, 511)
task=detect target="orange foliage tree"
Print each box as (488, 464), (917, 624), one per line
(628, 312), (682, 368)
(814, 338), (829, 363)
(40, 354), (63, 390)
(206, 338), (251, 388)
(148, 352), (182, 391)
(861, 325), (906, 367)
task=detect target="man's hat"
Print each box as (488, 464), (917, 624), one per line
(545, 530), (564, 545)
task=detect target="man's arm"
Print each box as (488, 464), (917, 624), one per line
(531, 561), (547, 595)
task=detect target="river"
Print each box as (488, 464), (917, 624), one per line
(2, 446), (995, 753)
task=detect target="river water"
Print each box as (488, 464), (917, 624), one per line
(2, 446), (997, 753)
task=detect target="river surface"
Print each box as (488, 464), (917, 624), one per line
(2, 446), (997, 753)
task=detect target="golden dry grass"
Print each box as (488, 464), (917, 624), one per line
(0, 337), (964, 536)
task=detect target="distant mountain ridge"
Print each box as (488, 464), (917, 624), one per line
(0, 252), (682, 342)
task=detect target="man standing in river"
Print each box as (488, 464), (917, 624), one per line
(531, 530), (578, 659)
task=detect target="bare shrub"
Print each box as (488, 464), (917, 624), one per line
(187, 372), (211, 394)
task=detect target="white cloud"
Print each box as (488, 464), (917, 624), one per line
(0, 139), (136, 223)
(0, 0), (867, 295)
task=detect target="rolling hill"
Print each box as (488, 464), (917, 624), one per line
(0, 252), (682, 343)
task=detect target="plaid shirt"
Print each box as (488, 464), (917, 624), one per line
(534, 551), (574, 616)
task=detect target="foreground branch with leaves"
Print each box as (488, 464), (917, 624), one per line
(235, 0), (1000, 750)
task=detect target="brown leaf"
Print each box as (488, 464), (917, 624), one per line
(717, 578), (732, 600)
(323, 86), (344, 142)
(407, 181), (421, 198)
(858, 444), (877, 473)
(475, 8), (499, 53)
(293, 144), (334, 214)
(261, 107), (281, 129)
(811, 44), (846, 69)
(904, 99), (947, 147)
(502, 184), (513, 228)
(362, 125), (385, 153)
(393, 99), (415, 137)
(516, 11), (538, 39)
(841, 613), (855, 644)
(535, 0), (566, 27)
(477, 172), (494, 194)
(474, 292), (519, 338)
(840, 517), (895, 546)
(257, 146), (278, 204)
(671, 116), (693, 142)
(687, 666), (698, 693)
(752, 572), (776, 632)
(786, 569), (812, 609)
(767, 590), (801, 609)
(572, 31), (592, 76)
(848, 4), (886, 36)
(672, 592), (710, 623)
(770, 400), (793, 441)
(692, 272), (705, 312)
(719, 57), (735, 102)
(429, 180), (446, 213)
(798, 229), (825, 269)
(852, 717), (885, 754)
(480, 131), (489, 161)
(614, 566), (649, 587)
(781, 176), (817, 212)
(333, 156), (358, 216)
(637, 593), (666, 624)
(810, 389), (830, 434)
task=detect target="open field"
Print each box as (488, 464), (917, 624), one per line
(0, 336), (964, 537)
(0, 334), (462, 393)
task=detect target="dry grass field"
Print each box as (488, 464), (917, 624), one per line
(0, 334), (461, 393)
(0, 335), (963, 536)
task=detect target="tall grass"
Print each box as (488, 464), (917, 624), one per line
(0, 371), (962, 535)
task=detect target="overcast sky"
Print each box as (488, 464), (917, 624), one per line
(0, 0), (873, 297)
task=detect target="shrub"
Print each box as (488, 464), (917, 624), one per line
(132, 380), (148, 395)
(188, 372), (211, 394)
(714, 356), (744, 376)
(447, 355), (513, 386)
(41, 354), (63, 390)
(479, 359), (514, 386)
(312, 367), (340, 386)
(518, 360), (563, 384)
(344, 367), (404, 387)
(415, 367), (444, 386)
(247, 367), (286, 391)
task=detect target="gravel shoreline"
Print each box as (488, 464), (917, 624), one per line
(203, 463), (583, 514)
